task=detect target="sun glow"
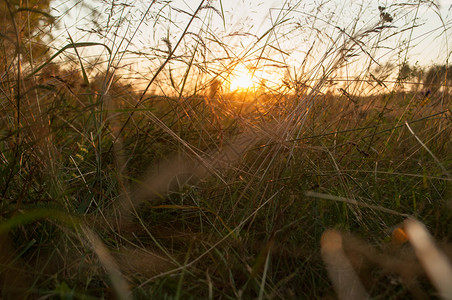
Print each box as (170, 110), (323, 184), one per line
(229, 65), (259, 91)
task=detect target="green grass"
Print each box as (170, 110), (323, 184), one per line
(1, 0), (452, 299)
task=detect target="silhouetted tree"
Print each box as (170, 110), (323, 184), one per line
(396, 62), (425, 91)
(424, 64), (452, 94)
(208, 78), (222, 99)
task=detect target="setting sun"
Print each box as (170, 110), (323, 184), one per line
(229, 65), (258, 91)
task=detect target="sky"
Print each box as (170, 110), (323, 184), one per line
(48, 0), (452, 93)
(408, 0), (451, 64)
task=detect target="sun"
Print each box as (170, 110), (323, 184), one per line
(229, 64), (258, 91)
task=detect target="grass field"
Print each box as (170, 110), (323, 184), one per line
(1, 0), (451, 299)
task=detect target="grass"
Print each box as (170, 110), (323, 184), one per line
(1, 0), (451, 299)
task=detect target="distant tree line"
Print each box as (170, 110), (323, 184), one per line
(397, 62), (452, 94)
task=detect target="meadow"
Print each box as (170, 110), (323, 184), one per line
(0, 0), (451, 299)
